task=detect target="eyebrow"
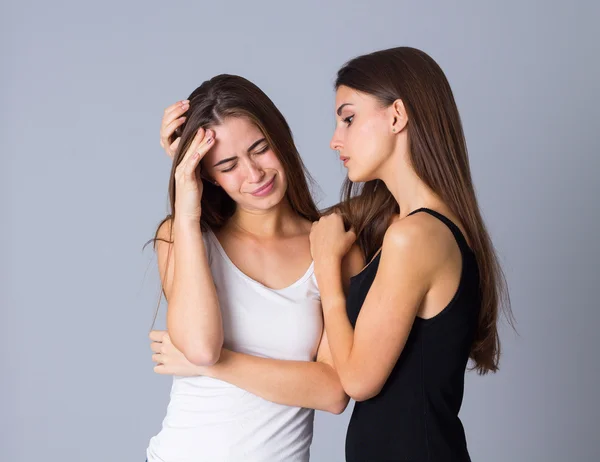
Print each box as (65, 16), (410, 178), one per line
(212, 138), (267, 167)
(247, 138), (267, 152)
(337, 103), (353, 116)
(213, 156), (237, 167)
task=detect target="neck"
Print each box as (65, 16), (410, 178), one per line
(378, 149), (442, 218)
(228, 198), (297, 238)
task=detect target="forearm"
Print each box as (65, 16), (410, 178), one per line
(168, 218), (223, 365)
(317, 263), (359, 395)
(209, 349), (348, 414)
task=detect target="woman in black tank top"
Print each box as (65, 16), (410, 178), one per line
(310, 47), (511, 461)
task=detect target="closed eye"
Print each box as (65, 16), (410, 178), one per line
(221, 163), (237, 173)
(221, 144), (269, 172)
(253, 145), (269, 155)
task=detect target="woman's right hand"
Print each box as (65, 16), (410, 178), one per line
(160, 100), (189, 158)
(174, 127), (215, 221)
(150, 330), (203, 377)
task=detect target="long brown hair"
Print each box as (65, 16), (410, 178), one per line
(147, 74), (320, 327)
(158, 74), (320, 235)
(334, 47), (512, 374)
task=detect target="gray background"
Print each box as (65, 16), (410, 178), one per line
(2, 0), (598, 461)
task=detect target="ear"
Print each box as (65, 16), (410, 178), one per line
(390, 99), (408, 134)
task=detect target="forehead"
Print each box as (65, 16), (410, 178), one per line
(213, 116), (262, 141)
(335, 86), (375, 110)
(202, 116), (264, 165)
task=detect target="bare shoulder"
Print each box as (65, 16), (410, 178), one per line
(384, 214), (430, 251)
(382, 212), (457, 272)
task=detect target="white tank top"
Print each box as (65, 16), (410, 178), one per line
(147, 228), (323, 462)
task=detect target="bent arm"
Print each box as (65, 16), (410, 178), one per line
(156, 218), (223, 366)
(208, 331), (348, 414)
(203, 244), (364, 412)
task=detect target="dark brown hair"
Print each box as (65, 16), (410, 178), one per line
(333, 47), (512, 374)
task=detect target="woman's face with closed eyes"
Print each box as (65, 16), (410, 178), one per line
(201, 116), (288, 212)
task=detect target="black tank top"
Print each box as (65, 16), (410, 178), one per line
(345, 208), (481, 462)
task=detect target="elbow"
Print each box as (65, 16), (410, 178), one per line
(326, 392), (350, 415)
(168, 322), (224, 367)
(347, 390), (376, 403)
(342, 378), (382, 403)
(178, 338), (223, 367)
(185, 348), (221, 367)
(321, 378), (350, 414)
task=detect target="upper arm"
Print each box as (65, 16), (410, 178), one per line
(156, 218), (175, 301)
(349, 221), (436, 400)
(341, 244), (365, 294)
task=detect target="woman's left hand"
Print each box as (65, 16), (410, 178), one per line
(150, 330), (209, 377)
(309, 213), (356, 268)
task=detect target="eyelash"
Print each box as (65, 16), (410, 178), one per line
(221, 146), (269, 173)
(343, 115), (354, 126)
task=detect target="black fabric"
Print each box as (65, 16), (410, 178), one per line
(345, 208), (481, 462)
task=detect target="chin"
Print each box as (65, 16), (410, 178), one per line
(347, 168), (369, 183)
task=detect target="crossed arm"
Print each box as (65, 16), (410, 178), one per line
(152, 223), (365, 414)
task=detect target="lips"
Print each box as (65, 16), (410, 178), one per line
(250, 176), (275, 196)
(340, 156), (349, 165)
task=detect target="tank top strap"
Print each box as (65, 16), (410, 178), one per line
(407, 208), (472, 254)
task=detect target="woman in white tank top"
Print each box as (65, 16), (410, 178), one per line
(145, 75), (364, 462)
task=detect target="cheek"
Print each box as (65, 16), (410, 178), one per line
(259, 152), (285, 176)
(214, 171), (245, 194)
(357, 118), (393, 159)
(347, 121), (385, 160)
(347, 120), (393, 180)
(261, 151), (283, 169)
(261, 152), (287, 189)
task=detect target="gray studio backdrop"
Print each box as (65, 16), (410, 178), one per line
(2, 1), (598, 461)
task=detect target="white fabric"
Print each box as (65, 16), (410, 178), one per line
(147, 228), (323, 462)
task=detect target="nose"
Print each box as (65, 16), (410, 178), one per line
(244, 157), (265, 184)
(330, 128), (342, 151)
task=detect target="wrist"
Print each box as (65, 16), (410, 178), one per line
(315, 260), (342, 283)
(173, 216), (202, 231)
(321, 286), (345, 305)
